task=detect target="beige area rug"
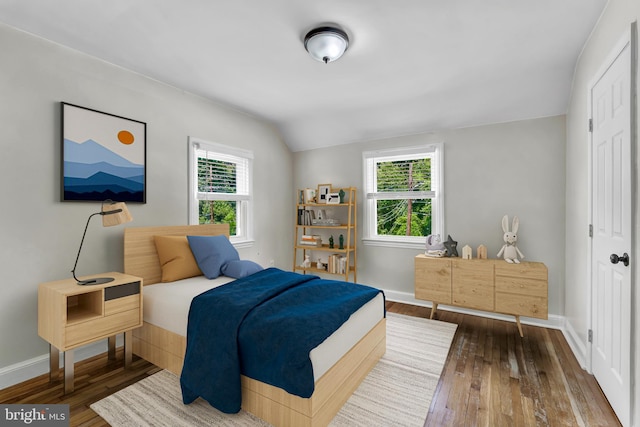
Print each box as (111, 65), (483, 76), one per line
(91, 313), (457, 427)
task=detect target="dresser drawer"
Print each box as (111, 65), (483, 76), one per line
(495, 261), (547, 280)
(495, 276), (547, 298)
(496, 292), (548, 319)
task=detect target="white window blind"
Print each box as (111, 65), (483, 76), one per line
(188, 137), (254, 246)
(363, 144), (443, 248)
(195, 147), (250, 201)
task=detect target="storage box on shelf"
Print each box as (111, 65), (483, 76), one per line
(414, 254), (548, 336)
(293, 187), (357, 282)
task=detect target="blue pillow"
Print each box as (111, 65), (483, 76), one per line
(221, 260), (264, 279)
(187, 235), (239, 279)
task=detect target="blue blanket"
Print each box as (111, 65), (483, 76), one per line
(180, 268), (383, 413)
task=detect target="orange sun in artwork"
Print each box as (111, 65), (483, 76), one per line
(118, 130), (135, 145)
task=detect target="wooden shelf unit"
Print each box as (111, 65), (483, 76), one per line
(293, 187), (357, 282)
(414, 255), (548, 336)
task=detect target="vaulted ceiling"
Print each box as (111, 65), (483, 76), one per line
(0, 0), (607, 151)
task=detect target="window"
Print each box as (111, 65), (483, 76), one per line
(188, 137), (253, 247)
(363, 144), (443, 248)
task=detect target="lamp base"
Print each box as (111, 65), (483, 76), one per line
(77, 277), (115, 286)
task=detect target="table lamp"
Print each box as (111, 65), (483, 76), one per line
(71, 200), (133, 285)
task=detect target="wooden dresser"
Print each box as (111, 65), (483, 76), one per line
(414, 254), (548, 336)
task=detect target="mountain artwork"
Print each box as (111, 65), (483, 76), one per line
(62, 103), (146, 203)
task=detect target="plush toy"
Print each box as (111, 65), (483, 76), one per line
(443, 235), (458, 257)
(301, 255), (311, 268)
(497, 215), (524, 263)
(425, 234), (446, 257)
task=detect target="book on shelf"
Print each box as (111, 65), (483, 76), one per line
(299, 235), (322, 247)
(297, 209), (316, 225)
(327, 254), (348, 274)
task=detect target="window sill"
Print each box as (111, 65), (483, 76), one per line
(362, 237), (424, 250)
(231, 238), (255, 249)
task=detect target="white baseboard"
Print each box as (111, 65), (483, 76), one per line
(562, 318), (588, 369)
(0, 336), (123, 391)
(384, 289), (565, 330)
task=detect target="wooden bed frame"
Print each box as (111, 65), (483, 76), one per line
(123, 224), (386, 427)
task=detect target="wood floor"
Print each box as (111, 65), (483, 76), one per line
(0, 302), (620, 426)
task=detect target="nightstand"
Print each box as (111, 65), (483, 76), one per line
(38, 272), (143, 393)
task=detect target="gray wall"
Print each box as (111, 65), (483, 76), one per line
(294, 116), (566, 316)
(0, 23), (293, 370)
(565, 0), (640, 424)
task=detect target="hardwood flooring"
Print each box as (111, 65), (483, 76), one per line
(0, 302), (620, 426)
(385, 302), (620, 427)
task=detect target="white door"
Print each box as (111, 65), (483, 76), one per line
(590, 35), (632, 427)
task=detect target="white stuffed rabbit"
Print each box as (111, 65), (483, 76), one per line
(497, 215), (524, 263)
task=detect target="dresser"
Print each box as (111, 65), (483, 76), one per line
(414, 254), (547, 336)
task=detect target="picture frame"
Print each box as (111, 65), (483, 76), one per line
(317, 183), (332, 204)
(303, 188), (316, 204)
(61, 102), (146, 203)
(327, 192), (341, 204)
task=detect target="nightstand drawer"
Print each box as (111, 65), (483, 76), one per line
(66, 308), (141, 348)
(105, 294), (140, 316)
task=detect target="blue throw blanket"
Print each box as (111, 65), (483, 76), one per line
(180, 268), (383, 413)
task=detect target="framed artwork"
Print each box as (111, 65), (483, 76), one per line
(327, 192), (341, 204)
(61, 102), (146, 203)
(317, 183), (332, 204)
(303, 188), (316, 204)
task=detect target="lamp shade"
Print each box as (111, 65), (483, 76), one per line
(102, 201), (132, 227)
(304, 27), (349, 63)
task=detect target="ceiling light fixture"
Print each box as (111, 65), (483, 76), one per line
(304, 26), (349, 64)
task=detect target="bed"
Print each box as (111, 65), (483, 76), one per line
(123, 224), (386, 427)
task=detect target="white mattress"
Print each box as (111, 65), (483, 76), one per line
(143, 275), (385, 380)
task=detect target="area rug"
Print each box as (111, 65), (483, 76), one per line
(91, 313), (457, 427)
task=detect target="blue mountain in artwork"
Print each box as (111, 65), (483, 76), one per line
(64, 139), (139, 167)
(63, 139), (145, 202)
(64, 161), (143, 179)
(64, 172), (144, 192)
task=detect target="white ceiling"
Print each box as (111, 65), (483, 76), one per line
(0, 0), (607, 152)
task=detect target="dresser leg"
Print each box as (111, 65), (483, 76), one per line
(430, 302), (438, 319)
(64, 350), (74, 394)
(515, 315), (524, 337)
(49, 344), (59, 381)
(124, 330), (132, 367)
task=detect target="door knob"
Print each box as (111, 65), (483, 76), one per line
(610, 253), (630, 267)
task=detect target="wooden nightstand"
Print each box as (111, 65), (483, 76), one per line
(38, 272), (143, 393)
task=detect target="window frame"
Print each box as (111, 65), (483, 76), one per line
(362, 143), (444, 249)
(188, 136), (254, 248)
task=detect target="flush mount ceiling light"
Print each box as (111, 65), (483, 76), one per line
(304, 26), (349, 64)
